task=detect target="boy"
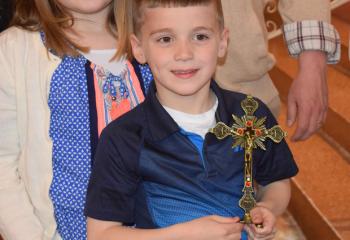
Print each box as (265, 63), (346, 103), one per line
(85, 1), (298, 239)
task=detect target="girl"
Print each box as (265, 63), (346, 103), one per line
(0, 0), (151, 239)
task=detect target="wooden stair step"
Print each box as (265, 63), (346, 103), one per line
(332, 15), (350, 48)
(331, 15), (350, 77)
(277, 103), (350, 240)
(275, 211), (306, 239)
(269, 24), (350, 238)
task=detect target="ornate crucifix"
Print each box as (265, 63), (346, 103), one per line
(209, 95), (287, 224)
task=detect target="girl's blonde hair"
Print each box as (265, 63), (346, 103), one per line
(11, 0), (132, 59)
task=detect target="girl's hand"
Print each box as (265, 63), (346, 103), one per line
(180, 215), (243, 240)
(244, 206), (277, 240)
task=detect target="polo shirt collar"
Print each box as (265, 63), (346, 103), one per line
(143, 80), (233, 142)
(143, 81), (179, 141)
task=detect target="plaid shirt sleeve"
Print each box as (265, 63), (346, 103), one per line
(282, 20), (340, 64)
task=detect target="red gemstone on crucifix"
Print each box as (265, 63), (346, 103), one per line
(246, 120), (253, 127)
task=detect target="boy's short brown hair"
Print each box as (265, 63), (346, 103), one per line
(132, 0), (224, 34)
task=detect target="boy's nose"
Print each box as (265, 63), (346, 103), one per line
(174, 40), (193, 61)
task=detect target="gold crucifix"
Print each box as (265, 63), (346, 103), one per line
(209, 95), (287, 225)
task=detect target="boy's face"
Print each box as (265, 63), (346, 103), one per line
(131, 3), (228, 102)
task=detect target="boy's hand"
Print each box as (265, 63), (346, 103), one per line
(182, 215), (243, 240)
(244, 206), (277, 240)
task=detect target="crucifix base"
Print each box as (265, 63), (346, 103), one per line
(241, 213), (253, 224)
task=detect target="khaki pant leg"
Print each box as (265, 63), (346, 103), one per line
(266, 95), (281, 119)
(215, 74), (281, 118)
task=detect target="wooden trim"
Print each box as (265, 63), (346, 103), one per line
(289, 179), (342, 240)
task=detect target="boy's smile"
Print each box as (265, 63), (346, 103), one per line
(171, 68), (199, 79)
(131, 3), (228, 113)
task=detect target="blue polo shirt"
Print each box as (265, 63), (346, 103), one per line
(85, 81), (298, 231)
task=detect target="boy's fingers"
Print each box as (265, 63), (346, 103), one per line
(254, 228), (277, 240)
(249, 208), (263, 224)
(253, 223), (274, 234)
(252, 215), (263, 224)
(245, 225), (277, 240)
(211, 215), (240, 223)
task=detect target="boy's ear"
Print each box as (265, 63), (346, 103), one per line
(218, 28), (229, 58)
(130, 34), (147, 64)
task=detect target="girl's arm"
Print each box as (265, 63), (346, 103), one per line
(0, 30), (44, 240)
(87, 215), (244, 240)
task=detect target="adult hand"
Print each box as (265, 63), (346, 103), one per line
(287, 50), (327, 141)
(245, 206), (276, 240)
(181, 215), (243, 240)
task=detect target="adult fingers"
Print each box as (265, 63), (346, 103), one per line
(290, 102), (310, 141)
(287, 94), (297, 128)
(295, 97), (326, 141)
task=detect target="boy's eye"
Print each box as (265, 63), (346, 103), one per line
(193, 33), (209, 41)
(157, 36), (172, 43)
